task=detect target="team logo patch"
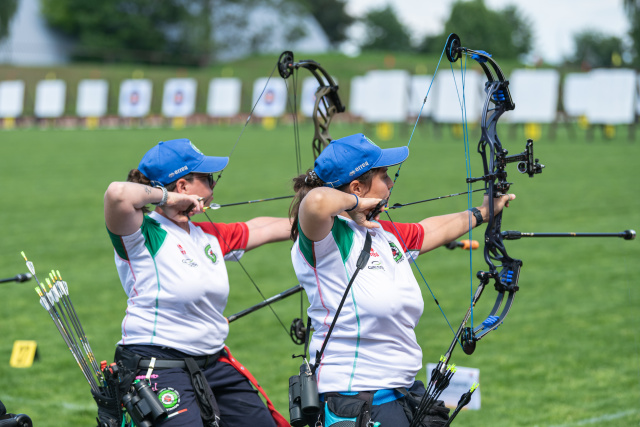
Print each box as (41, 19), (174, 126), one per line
(389, 242), (404, 263)
(158, 387), (181, 410)
(190, 141), (203, 154)
(205, 244), (217, 264)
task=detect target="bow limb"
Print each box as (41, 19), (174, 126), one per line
(278, 50), (346, 159)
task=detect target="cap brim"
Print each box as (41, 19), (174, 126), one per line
(193, 156), (229, 174)
(374, 146), (409, 168)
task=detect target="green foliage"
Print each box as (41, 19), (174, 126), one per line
(0, 122), (638, 426)
(40, 0), (213, 66)
(0, 0), (18, 40)
(297, 0), (354, 47)
(360, 5), (413, 52)
(419, 0), (533, 59)
(569, 30), (625, 68)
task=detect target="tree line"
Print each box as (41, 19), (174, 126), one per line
(0, 0), (635, 68)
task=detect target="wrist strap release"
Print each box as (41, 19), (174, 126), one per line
(468, 207), (483, 228)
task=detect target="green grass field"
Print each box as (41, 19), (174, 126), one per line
(0, 120), (638, 426)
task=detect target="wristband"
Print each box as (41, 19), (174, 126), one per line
(345, 194), (359, 212)
(468, 207), (483, 227)
(152, 186), (168, 207)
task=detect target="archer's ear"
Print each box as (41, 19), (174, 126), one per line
(175, 178), (190, 194)
(349, 179), (365, 197)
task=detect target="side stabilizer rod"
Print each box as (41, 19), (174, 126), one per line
(501, 230), (636, 240)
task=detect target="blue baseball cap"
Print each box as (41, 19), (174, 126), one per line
(314, 134), (409, 188)
(138, 138), (229, 185)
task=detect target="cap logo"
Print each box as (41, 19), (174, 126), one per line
(354, 161), (369, 172)
(364, 136), (379, 147)
(168, 165), (189, 178)
(189, 141), (203, 154)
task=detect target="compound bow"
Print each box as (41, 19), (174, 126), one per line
(440, 33), (545, 364)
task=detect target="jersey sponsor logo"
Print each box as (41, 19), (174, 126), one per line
(158, 387), (181, 410)
(204, 244), (218, 264)
(177, 244), (187, 255)
(370, 248), (380, 257)
(182, 258), (198, 267)
(368, 260), (385, 271)
(389, 242), (404, 263)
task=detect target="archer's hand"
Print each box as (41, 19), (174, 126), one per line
(346, 197), (383, 229)
(481, 193), (516, 218)
(159, 193), (205, 222)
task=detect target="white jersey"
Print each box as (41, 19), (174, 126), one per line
(292, 216), (425, 393)
(107, 211), (249, 355)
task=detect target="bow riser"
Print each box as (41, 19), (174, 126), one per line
(440, 33), (542, 363)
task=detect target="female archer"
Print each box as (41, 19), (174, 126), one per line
(104, 138), (291, 427)
(289, 133), (514, 426)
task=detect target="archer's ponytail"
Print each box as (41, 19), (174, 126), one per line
(289, 170), (325, 240)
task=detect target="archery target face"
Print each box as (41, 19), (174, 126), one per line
(251, 77), (287, 117)
(118, 79), (152, 117)
(0, 80), (25, 118)
(34, 80), (66, 118)
(207, 78), (242, 117)
(162, 78), (197, 117)
(76, 79), (108, 117)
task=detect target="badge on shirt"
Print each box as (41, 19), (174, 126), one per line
(204, 244), (218, 264)
(389, 242), (404, 263)
(158, 387), (181, 410)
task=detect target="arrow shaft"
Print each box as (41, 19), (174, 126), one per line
(390, 188), (485, 209)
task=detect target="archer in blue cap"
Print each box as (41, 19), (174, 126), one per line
(138, 138), (229, 186)
(102, 138), (291, 427)
(288, 133), (515, 426)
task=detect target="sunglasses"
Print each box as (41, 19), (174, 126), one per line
(194, 173), (215, 188)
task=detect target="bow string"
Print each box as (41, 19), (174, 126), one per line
(204, 51), (347, 346)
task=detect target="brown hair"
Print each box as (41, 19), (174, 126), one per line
(289, 168), (377, 240)
(126, 169), (195, 213)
